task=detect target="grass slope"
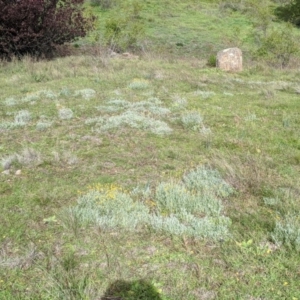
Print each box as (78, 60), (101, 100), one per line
(1, 1), (300, 299)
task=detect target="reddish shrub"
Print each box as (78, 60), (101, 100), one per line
(0, 0), (95, 58)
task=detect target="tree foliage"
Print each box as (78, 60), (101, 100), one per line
(275, 0), (300, 26)
(0, 0), (95, 58)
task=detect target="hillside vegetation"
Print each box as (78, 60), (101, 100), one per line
(0, 0), (300, 299)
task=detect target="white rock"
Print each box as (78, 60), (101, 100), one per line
(216, 47), (243, 72)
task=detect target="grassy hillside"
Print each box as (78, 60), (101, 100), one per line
(87, 0), (254, 59)
(1, 0), (300, 299)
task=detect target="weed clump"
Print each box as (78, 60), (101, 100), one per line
(207, 54), (217, 67)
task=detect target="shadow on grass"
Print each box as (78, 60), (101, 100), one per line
(101, 279), (163, 300)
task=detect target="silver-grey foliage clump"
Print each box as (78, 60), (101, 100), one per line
(85, 117), (105, 125)
(1, 148), (42, 169)
(39, 89), (57, 99)
(92, 97), (172, 135)
(74, 89), (96, 100)
(271, 213), (300, 251)
(131, 184), (152, 201)
(96, 111), (172, 135)
(14, 110), (31, 126)
(151, 167), (233, 240)
(96, 98), (170, 116)
(36, 115), (53, 131)
(199, 125), (212, 136)
(172, 95), (187, 110)
(155, 182), (222, 216)
(4, 97), (17, 106)
(63, 191), (150, 231)
(183, 167), (234, 198)
(0, 122), (20, 130)
(181, 111), (203, 130)
(128, 79), (149, 90)
(130, 98), (170, 116)
(194, 90), (216, 99)
(36, 120), (53, 131)
(96, 99), (129, 113)
(1, 154), (17, 170)
(3, 89), (58, 107)
(62, 167), (232, 241)
(58, 108), (73, 120)
(0, 110), (31, 129)
(59, 87), (72, 97)
(148, 213), (231, 240)
(20, 93), (40, 104)
(16, 148), (42, 166)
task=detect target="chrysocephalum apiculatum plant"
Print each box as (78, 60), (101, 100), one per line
(91, 96), (173, 135)
(62, 167), (233, 241)
(272, 213), (300, 251)
(62, 184), (150, 231)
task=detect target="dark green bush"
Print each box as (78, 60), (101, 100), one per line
(255, 25), (299, 68)
(275, 0), (300, 27)
(0, 0), (95, 58)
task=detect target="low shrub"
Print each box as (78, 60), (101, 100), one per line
(272, 213), (300, 251)
(63, 187), (150, 231)
(0, 0), (95, 58)
(62, 167), (233, 241)
(255, 25), (299, 68)
(181, 111), (203, 131)
(275, 0), (300, 27)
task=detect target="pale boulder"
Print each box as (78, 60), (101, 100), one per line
(216, 47), (243, 72)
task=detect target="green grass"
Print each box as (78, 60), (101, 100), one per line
(1, 0), (300, 299)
